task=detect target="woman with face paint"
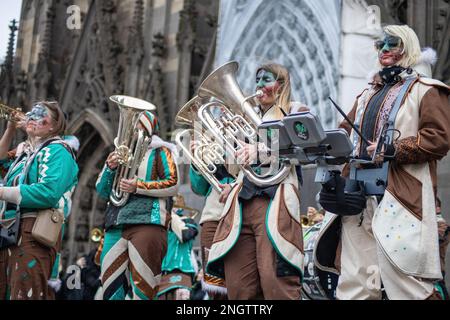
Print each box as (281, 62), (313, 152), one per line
(206, 63), (306, 300)
(0, 101), (79, 300)
(317, 25), (450, 300)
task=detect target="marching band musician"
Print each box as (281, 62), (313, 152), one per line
(0, 101), (78, 300)
(156, 196), (199, 300)
(95, 111), (180, 300)
(320, 25), (450, 300)
(206, 63), (306, 300)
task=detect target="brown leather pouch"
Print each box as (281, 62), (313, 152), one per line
(31, 209), (64, 248)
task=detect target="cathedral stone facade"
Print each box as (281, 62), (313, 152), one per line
(0, 0), (449, 282)
(0, 0), (218, 265)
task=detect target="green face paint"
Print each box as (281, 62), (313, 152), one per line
(374, 35), (402, 52)
(256, 70), (277, 89)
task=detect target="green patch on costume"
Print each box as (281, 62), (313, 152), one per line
(161, 231), (195, 275)
(434, 283), (445, 299)
(3, 209), (18, 221)
(117, 196), (156, 225)
(169, 275), (183, 284)
(51, 254), (61, 280)
(150, 200), (161, 225)
(101, 226), (124, 265)
(109, 286), (126, 300)
(27, 260), (37, 269)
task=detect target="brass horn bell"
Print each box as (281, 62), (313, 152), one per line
(90, 228), (104, 243)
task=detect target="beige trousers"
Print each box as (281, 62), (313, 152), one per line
(336, 197), (436, 300)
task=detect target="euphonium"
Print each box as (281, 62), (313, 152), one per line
(0, 102), (25, 123)
(109, 95), (156, 207)
(196, 61), (292, 187)
(175, 96), (226, 193)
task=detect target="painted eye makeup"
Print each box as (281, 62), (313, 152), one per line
(256, 70), (277, 87)
(374, 35), (401, 51)
(26, 104), (48, 121)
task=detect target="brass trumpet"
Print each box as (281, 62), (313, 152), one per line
(301, 216), (314, 228)
(91, 228), (105, 267)
(90, 228), (104, 243)
(0, 102), (25, 123)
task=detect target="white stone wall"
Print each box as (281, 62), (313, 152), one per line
(215, 0), (341, 129)
(339, 0), (380, 113)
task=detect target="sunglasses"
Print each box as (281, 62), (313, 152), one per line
(374, 36), (402, 51)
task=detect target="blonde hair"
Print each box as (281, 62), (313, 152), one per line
(256, 63), (291, 120)
(383, 25), (422, 68)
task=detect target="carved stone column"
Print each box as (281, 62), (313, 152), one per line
(125, 0), (145, 96)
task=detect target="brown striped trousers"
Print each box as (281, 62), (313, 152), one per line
(99, 224), (167, 300)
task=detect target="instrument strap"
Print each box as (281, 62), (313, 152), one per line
(384, 76), (417, 145)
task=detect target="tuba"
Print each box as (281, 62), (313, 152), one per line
(196, 61), (292, 187)
(175, 96), (227, 193)
(109, 95), (156, 207)
(0, 102), (25, 123)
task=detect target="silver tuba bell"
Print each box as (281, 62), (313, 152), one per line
(196, 61), (292, 187)
(109, 95), (156, 207)
(174, 96), (227, 193)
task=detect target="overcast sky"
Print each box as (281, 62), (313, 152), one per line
(0, 0), (22, 63)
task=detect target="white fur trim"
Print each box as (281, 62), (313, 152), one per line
(417, 48), (437, 66)
(150, 135), (178, 155)
(412, 48), (438, 77)
(63, 136), (80, 153)
(171, 213), (187, 242)
(367, 48), (438, 80)
(201, 279), (228, 296)
(48, 279), (62, 292)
